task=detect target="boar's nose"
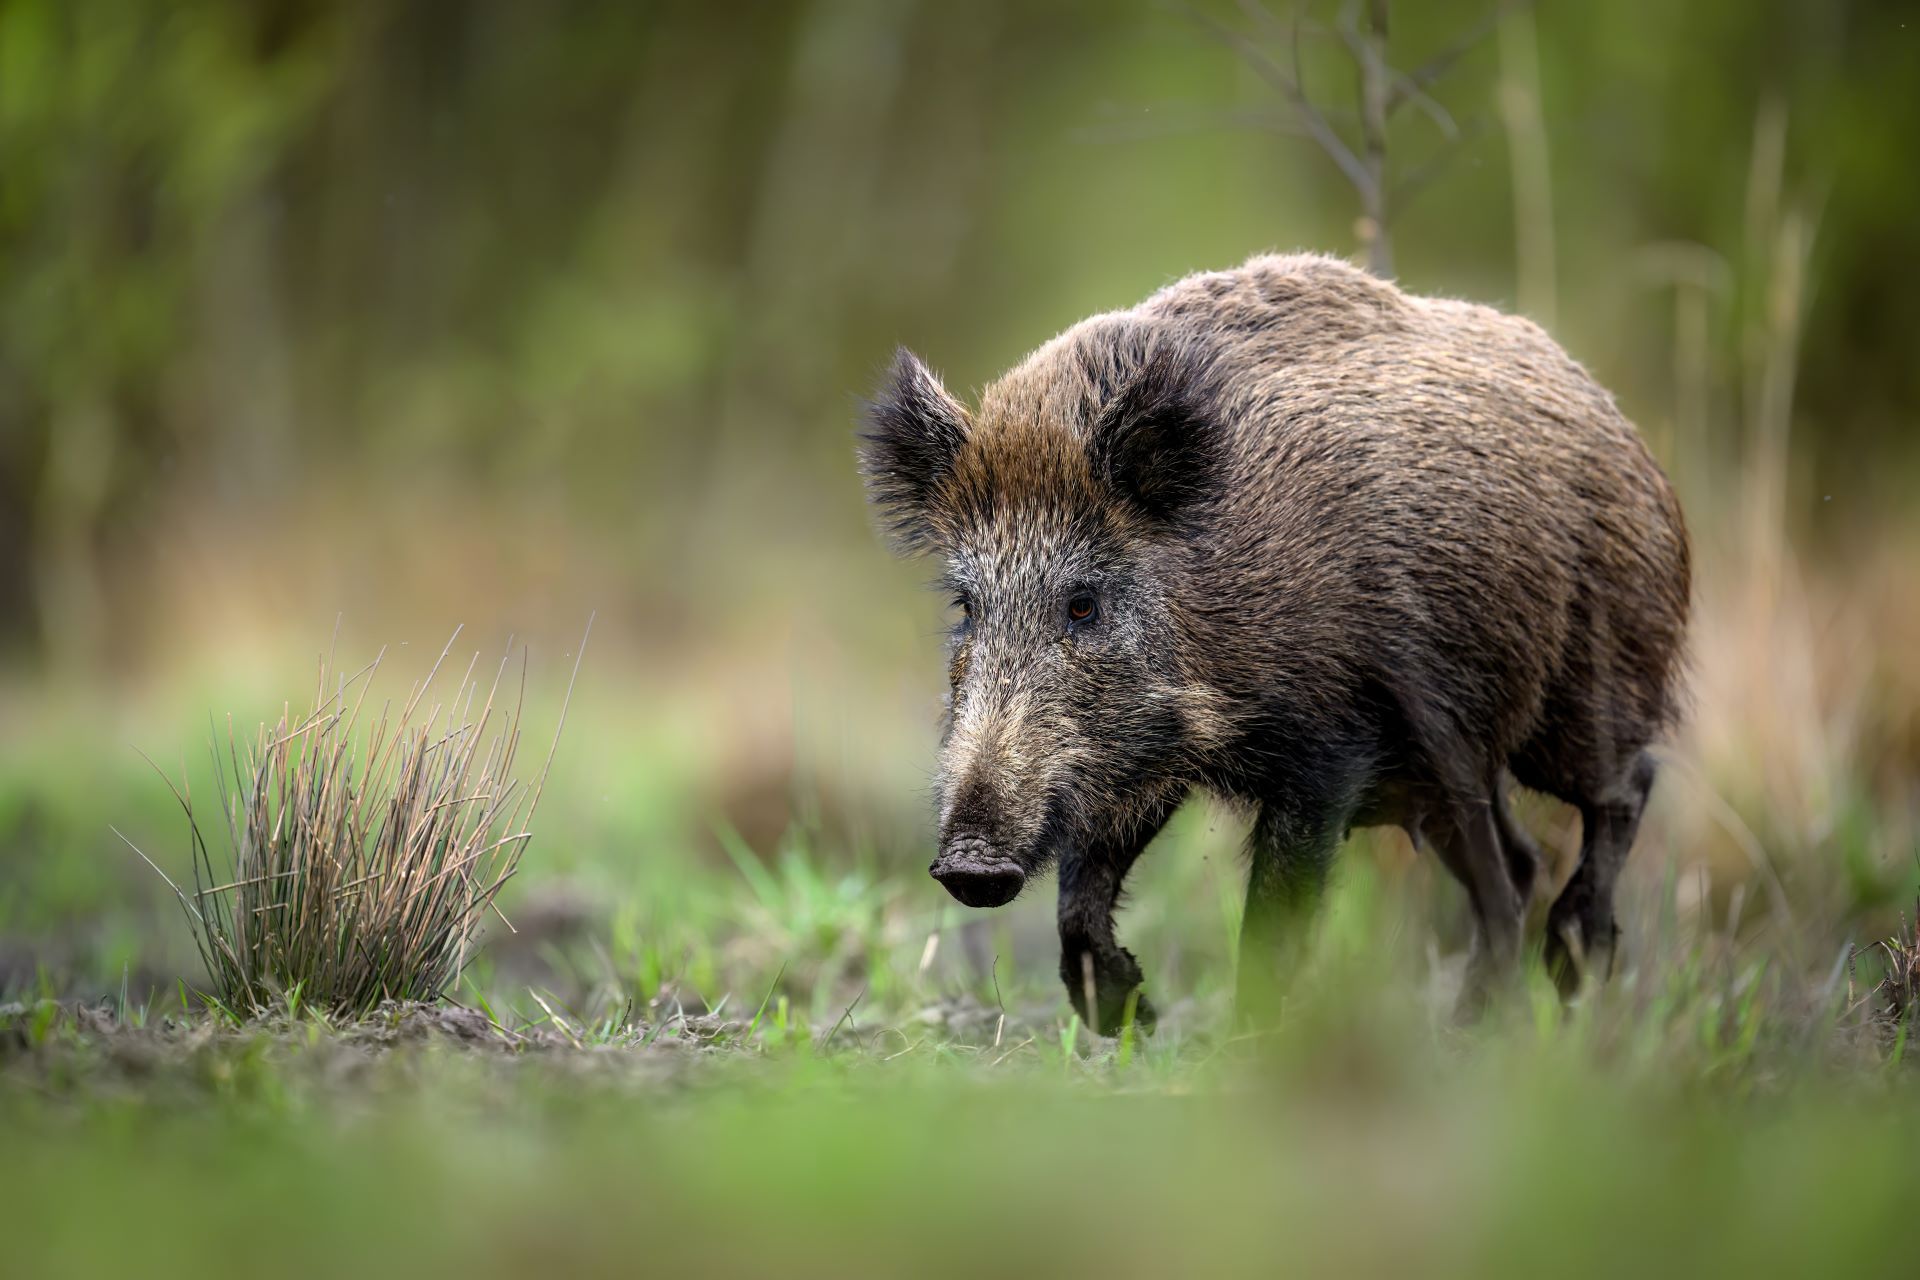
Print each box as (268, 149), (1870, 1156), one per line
(930, 837), (1025, 908)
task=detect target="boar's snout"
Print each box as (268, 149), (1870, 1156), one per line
(930, 836), (1026, 908)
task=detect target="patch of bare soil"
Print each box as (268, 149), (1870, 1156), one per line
(0, 999), (763, 1103)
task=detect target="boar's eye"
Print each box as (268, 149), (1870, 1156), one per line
(1066, 591), (1098, 626)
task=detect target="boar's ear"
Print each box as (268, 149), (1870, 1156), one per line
(859, 347), (971, 551)
(1090, 344), (1218, 524)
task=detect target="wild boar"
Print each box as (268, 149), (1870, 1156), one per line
(859, 253), (1690, 1029)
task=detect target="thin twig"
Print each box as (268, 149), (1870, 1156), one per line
(1388, 0), (1537, 111)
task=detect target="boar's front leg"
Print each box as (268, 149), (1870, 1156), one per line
(1057, 795), (1179, 1035)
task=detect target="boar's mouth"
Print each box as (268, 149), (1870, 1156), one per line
(929, 836), (1027, 909)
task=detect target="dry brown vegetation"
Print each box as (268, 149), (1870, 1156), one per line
(119, 628), (586, 1017)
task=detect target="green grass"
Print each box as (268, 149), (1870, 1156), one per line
(4, 896), (1917, 1280)
(5, 1049), (1920, 1280)
(6, 837), (1918, 1279)
(5, 662), (1920, 1279)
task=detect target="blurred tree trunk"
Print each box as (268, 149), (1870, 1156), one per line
(30, 399), (114, 673)
(1497, 4), (1555, 325)
(692, 0), (921, 550)
(0, 0), (341, 670)
(1355, 0), (1393, 277)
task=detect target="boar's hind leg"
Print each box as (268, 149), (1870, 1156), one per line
(1433, 794), (1527, 1019)
(1544, 750), (1657, 996)
(1057, 796), (1179, 1036)
(1235, 800), (1349, 1027)
(1491, 770), (1543, 908)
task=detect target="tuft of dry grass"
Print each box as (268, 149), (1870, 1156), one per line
(1853, 897), (1920, 1040)
(123, 626), (586, 1016)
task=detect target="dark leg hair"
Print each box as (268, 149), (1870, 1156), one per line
(1057, 792), (1181, 1034)
(1435, 793), (1526, 1017)
(1544, 750), (1657, 995)
(1491, 768), (1543, 909)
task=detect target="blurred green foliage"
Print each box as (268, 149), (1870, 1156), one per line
(1, 0), (1916, 670)
(6, 1043), (1920, 1279)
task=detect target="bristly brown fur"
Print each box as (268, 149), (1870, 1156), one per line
(859, 253), (1692, 1030)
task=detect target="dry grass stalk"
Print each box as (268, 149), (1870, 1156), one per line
(125, 625), (586, 1016)
(1854, 898), (1920, 1036)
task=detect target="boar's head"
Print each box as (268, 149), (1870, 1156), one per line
(858, 333), (1220, 908)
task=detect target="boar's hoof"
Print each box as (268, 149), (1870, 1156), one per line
(930, 848), (1025, 908)
(1069, 984), (1156, 1038)
(1063, 951), (1157, 1036)
(1543, 910), (1621, 999)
